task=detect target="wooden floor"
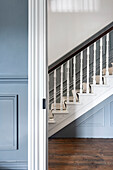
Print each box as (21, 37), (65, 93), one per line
(48, 138), (113, 170)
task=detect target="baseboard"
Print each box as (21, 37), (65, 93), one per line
(0, 161), (28, 169)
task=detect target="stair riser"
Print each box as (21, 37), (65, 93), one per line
(92, 86), (109, 94)
(67, 104), (82, 112)
(48, 120), (56, 124)
(104, 76), (113, 86)
(79, 95), (95, 105)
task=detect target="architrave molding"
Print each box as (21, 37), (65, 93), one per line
(28, 0), (47, 169)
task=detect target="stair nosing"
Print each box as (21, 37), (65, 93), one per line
(78, 93), (95, 96)
(52, 110), (69, 114)
(66, 102), (81, 105)
(91, 84), (110, 87)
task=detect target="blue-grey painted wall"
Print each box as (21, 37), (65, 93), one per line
(0, 0), (28, 78)
(0, 0), (28, 169)
(52, 95), (113, 138)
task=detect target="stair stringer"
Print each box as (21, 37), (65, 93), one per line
(48, 76), (113, 137)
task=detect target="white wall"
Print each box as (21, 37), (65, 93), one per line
(48, 0), (113, 65)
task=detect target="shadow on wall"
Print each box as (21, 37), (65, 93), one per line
(50, 0), (100, 13)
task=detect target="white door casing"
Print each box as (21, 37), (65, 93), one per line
(28, 0), (47, 170)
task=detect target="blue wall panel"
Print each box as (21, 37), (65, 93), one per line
(0, 0), (28, 169)
(0, 0), (28, 78)
(52, 95), (113, 138)
(0, 95), (17, 151)
(110, 101), (113, 126)
(0, 82), (28, 166)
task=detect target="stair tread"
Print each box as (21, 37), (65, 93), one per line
(48, 118), (56, 124)
(78, 93), (95, 96)
(91, 84), (109, 87)
(66, 102), (81, 105)
(52, 110), (69, 114)
(104, 75), (113, 78)
(51, 103), (66, 110)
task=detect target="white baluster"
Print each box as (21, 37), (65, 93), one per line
(73, 56), (76, 102)
(67, 61), (69, 103)
(93, 42), (96, 85)
(54, 70), (56, 110)
(100, 38), (103, 85)
(87, 47), (89, 93)
(106, 33), (109, 76)
(60, 65), (63, 110)
(80, 51), (83, 93)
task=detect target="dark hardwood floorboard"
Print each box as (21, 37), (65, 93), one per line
(48, 138), (113, 170)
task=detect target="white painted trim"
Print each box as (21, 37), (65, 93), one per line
(67, 60), (69, 103)
(80, 51), (83, 93)
(28, 0), (47, 170)
(54, 69), (56, 110)
(106, 33), (109, 76)
(60, 65), (63, 110)
(100, 38), (103, 85)
(0, 161), (27, 169)
(87, 47), (89, 93)
(73, 56), (76, 102)
(93, 42), (96, 85)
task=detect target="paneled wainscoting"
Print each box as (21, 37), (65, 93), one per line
(0, 79), (28, 169)
(49, 138), (113, 170)
(52, 95), (113, 138)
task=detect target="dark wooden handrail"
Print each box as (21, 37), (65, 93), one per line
(48, 22), (113, 74)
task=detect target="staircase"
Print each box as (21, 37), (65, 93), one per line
(48, 22), (113, 137)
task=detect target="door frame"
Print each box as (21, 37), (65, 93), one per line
(28, 0), (47, 170)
